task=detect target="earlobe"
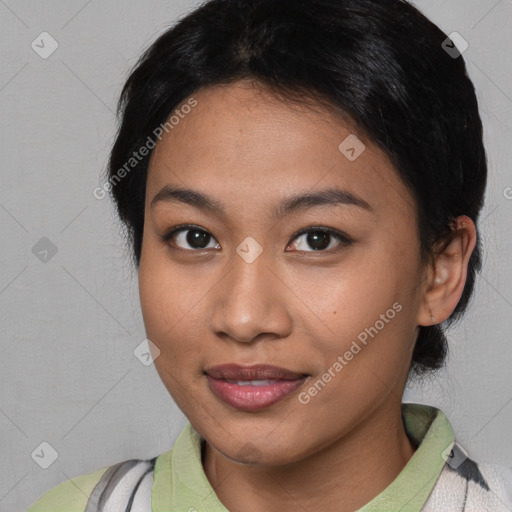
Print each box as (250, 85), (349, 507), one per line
(417, 215), (477, 327)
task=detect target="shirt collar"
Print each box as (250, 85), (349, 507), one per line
(152, 402), (454, 511)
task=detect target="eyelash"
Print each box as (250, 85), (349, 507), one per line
(160, 223), (353, 254)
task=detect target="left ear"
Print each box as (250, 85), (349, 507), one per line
(416, 215), (477, 326)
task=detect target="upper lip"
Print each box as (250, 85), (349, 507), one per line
(205, 364), (308, 381)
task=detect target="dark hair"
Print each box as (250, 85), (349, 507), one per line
(106, 0), (487, 378)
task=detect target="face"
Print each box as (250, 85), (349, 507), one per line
(138, 80), (427, 466)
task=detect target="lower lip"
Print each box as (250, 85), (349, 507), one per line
(206, 375), (307, 411)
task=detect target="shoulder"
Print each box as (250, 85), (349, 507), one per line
(27, 456), (158, 512)
(478, 461), (512, 504)
(27, 465), (109, 512)
(424, 455), (512, 511)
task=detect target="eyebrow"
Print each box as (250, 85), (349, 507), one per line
(150, 185), (375, 218)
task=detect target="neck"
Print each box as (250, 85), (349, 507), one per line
(202, 400), (416, 512)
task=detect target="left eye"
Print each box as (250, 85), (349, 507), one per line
(163, 225), (220, 251)
(287, 228), (352, 252)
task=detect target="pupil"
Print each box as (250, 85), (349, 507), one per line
(187, 229), (210, 248)
(307, 231), (330, 250)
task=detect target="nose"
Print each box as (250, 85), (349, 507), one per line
(208, 244), (292, 344)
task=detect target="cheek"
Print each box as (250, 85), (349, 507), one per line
(293, 247), (416, 370)
(139, 243), (189, 329)
(138, 252), (182, 358)
(287, 249), (399, 329)
(334, 257), (418, 372)
(138, 261), (202, 404)
(138, 248), (207, 367)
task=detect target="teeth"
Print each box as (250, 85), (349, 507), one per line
(225, 379), (279, 386)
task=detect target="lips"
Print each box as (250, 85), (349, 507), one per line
(204, 363), (308, 381)
(204, 364), (309, 411)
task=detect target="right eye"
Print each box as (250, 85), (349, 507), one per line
(161, 224), (221, 252)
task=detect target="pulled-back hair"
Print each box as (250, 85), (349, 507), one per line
(105, 0), (487, 377)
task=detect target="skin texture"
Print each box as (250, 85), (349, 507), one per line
(138, 79), (477, 512)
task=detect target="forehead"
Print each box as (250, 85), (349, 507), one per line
(146, 81), (416, 222)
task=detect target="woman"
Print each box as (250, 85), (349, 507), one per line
(28, 0), (512, 510)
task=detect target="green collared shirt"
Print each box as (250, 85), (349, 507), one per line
(28, 403), (455, 511)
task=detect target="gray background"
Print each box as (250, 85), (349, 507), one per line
(0, 0), (511, 510)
